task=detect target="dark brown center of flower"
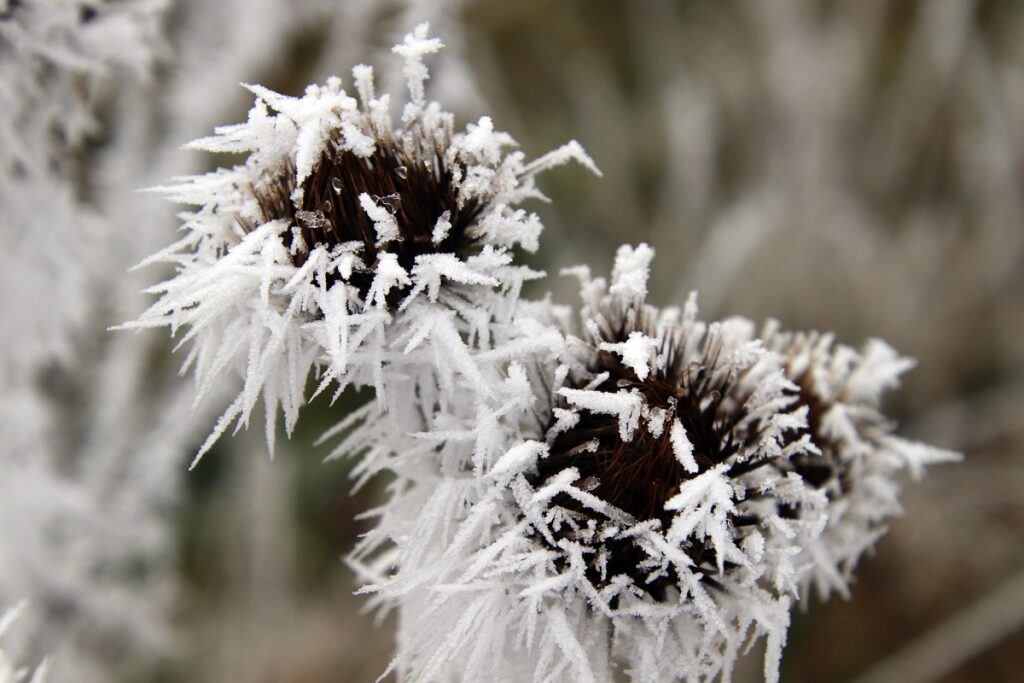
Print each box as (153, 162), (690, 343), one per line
(532, 308), (796, 598)
(244, 128), (485, 301)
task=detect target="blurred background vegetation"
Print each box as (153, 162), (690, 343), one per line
(146, 1), (1024, 681)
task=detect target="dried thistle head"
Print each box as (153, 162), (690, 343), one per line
(253, 133), (479, 270)
(216, 24), (599, 313)
(241, 98), (486, 304)
(350, 244), (957, 683)
(359, 247), (827, 683)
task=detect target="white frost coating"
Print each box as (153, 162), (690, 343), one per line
(457, 116), (507, 166)
(491, 441), (547, 485)
(599, 331), (657, 380)
(670, 418), (698, 473)
(519, 140), (603, 179)
(559, 388), (643, 441)
(351, 63), (375, 104)
(341, 121), (376, 158)
(407, 254), (499, 303)
(364, 253), (410, 310)
(844, 338), (915, 406)
(358, 192), (400, 245)
(645, 405), (668, 438)
(392, 22), (444, 108)
(431, 210), (452, 244)
(609, 243), (655, 301)
(664, 465), (743, 574)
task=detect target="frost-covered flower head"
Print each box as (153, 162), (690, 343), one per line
(352, 244), (959, 682)
(367, 245), (829, 683)
(129, 24), (598, 463)
(762, 328), (961, 599)
(537, 245), (827, 605)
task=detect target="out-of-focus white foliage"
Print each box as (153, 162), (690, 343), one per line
(0, 2), (207, 681)
(0, 604), (48, 683)
(129, 23), (599, 466)
(0, 0), (166, 373)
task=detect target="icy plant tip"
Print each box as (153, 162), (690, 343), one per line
(125, 23), (599, 466)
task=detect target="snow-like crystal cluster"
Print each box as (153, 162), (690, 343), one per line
(132, 23), (958, 683)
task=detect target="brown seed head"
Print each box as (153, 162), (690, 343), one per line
(533, 305), (803, 597)
(243, 128), (485, 302)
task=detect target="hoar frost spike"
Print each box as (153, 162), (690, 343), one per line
(128, 23), (599, 465)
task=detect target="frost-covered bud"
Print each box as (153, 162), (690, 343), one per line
(128, 24), (598, 464)
(763, 327), (962, 599)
